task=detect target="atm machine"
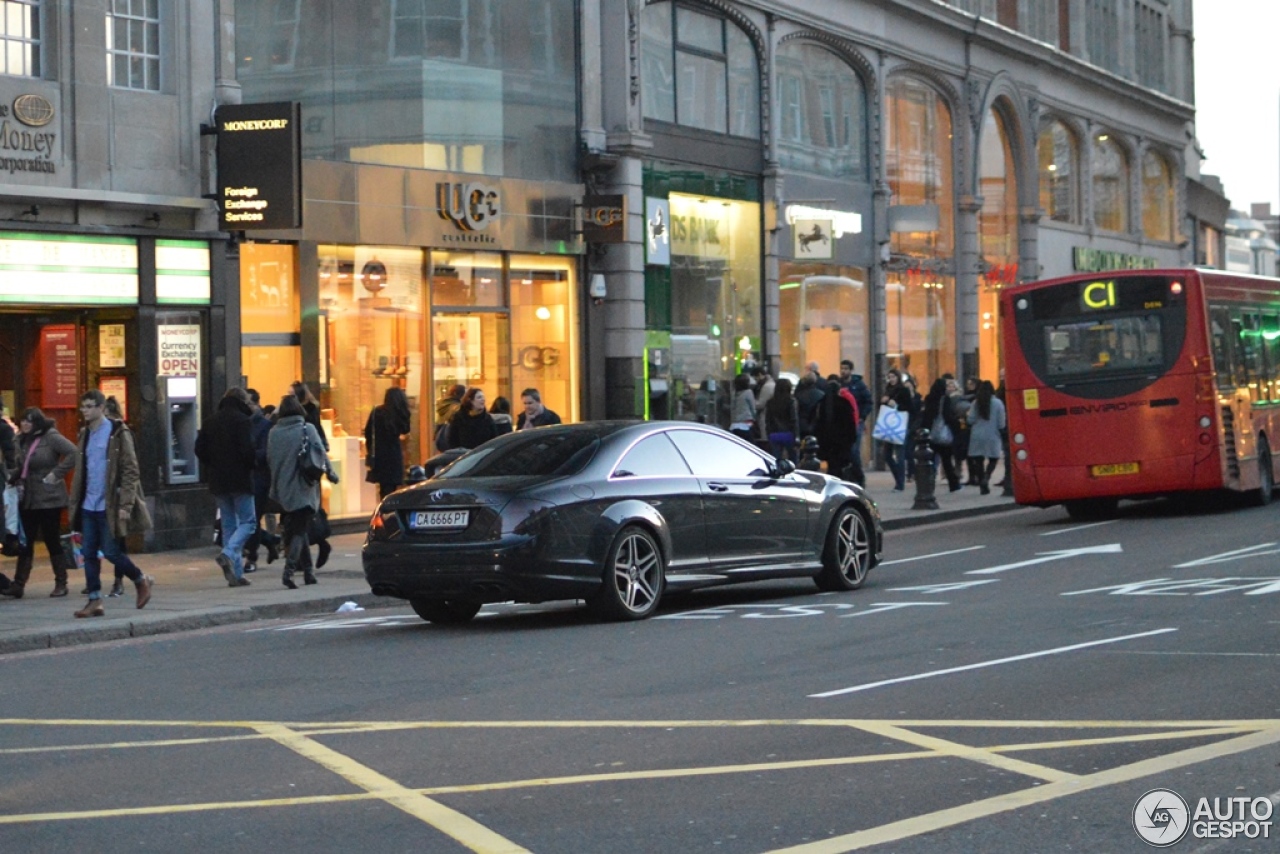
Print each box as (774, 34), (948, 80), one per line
(161, 376), (200, 484)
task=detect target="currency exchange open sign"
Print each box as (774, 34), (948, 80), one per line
(216, 102), (302, 230)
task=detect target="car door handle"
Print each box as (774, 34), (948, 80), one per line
(707, 482), (729, 492)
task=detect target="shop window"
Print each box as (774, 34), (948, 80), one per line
(777, 265), (868, 382)
(1038, 119), (1079, 223)
(1092, 133), (1128, 233)
(774, 42), (867, 179)
(430, 251), (503, 307)
(885, 76), (956, 382)
(1141, 149), (1175, 242)
(429, 310), (509, 437)
(640, 1), (759, 139)
(510, 256), (578, 425)
(0, 0), (39, 77)
(106, 0), (160, 91)
(240, 243), (302, 408)
(319, 244), (425, 520)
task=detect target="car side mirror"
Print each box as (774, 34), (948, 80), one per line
(773, 459), (796, 477)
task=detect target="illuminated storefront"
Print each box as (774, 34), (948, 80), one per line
(238, 167), (581, 521)
(0, 233), (220, 550)
(643, 175), (761, 425)
(977, 108), (1019, 380)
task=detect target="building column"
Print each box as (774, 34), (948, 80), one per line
(599, 156), (649, 420)
(1019, 205), (1042, 282)
(957, 194), (983, 382)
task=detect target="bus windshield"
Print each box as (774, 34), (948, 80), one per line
(1043, 314), (1165, 377)
(1013, 275), (1187, 396)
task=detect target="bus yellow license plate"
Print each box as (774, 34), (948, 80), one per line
(1091, 463), (1139, 477)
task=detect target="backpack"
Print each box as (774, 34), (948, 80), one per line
(434, 421), (452, 453)
(297, 426), (326, 485)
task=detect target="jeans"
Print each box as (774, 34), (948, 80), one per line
(215, 492), (257, 578)
(882, 441), (906, 490)
(81, 509), (142, 599)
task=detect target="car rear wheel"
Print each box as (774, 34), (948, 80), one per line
(815, 506), (870, 591)
(410, 599), (482, 624)
(589, 526), (664, 621)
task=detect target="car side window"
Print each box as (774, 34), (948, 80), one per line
(667, 429), (771, 479)
(612, 433), (693, 478)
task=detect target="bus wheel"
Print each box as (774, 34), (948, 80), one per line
(1253, 438), (1274, 506)
(1064, 499), (1118, 521)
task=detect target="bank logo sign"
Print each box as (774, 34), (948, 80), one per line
(0, 92), (57, 176)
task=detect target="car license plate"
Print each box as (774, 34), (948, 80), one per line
(409, 510), (469, 530)
(1090, 462), (1139, 477)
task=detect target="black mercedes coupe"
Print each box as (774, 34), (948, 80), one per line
(363, 421), (883, 623)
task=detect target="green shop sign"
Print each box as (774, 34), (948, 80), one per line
(1072, 247), (1159, 273)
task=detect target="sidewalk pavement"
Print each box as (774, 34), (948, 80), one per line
(0, 468), (1018, 654)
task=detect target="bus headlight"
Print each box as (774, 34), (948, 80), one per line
(1013, 433), (1025, 444)
(1016, 449), (1029, 461)
(1198, 416), (1211, 428)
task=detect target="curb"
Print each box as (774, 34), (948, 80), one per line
(0, 592), (400, 655)
(880, 498), (1024, 531)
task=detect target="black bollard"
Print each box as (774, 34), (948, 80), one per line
(911, 428), (940, 510)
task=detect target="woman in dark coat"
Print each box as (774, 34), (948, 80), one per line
(3, 407), (77, 598)
(446, 387), (498, 450)
(921, 377), (964, 492)
(879, 368), (916, 491)
(763, 377), (799, 462)
(814, 380), (860, 485)
(364, 386), (412, 500)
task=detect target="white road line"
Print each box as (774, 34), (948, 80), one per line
(877, 545), (986, 567)
(809, 628), (1177, 698)
(1174, 543), (1280, 567)
(1040, 520), (1117, 537)
(966, 544), (1123, 576)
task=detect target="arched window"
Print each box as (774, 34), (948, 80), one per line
(884, 75), (956, 382)
(640, 1), (759, 138)
(1092, 133), (1129, 233)
(979, 108), (1018, 379)
(774, 42), (867, 179)
(1142, 150), (1175, 242)
(1038, 119), (1079, 223)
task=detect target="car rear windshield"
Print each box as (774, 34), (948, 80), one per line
(437, 431), (601, 479)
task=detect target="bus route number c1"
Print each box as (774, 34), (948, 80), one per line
(1081, 280), (1116, 311)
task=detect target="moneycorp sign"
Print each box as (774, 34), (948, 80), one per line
(216, 102), (302, 230)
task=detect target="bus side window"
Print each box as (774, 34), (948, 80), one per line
(1211, 308), (1236, 390)
(1238, 312), (1265, 396)
(1263, 314), (1280, 402)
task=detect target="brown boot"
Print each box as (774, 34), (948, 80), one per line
(134, 575), (154, 609)
(74, 598), (105, 618)
(1, 553), (32, 598)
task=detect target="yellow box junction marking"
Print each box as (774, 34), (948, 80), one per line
(2, 716), (1279, 853)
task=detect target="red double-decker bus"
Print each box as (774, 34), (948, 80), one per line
(1000, 268), (1280, 519)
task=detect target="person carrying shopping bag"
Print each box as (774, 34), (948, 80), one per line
(268, 394), (338, 590)
(2, 407), (77, 599)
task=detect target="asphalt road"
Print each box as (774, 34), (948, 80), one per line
(3, 497), (1279, 853)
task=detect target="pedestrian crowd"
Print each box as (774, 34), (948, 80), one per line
(722, 356), (1011, 499)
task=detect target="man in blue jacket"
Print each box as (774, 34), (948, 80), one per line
(839, 359), (874, 442)
(195, 387), (257, 587)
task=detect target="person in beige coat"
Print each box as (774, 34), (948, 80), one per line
(2, 407), (77, 598)
(67, 389), (153, 618)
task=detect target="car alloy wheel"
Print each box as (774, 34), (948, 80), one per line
(816, 506), (870, 591)
(590, 526), (664, 620)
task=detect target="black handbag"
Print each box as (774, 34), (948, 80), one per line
(297, 428), (326, 484)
